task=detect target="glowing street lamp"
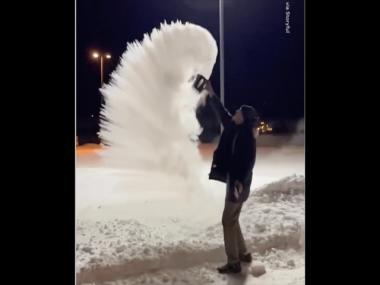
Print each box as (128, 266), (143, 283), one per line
(91, 51), (112, 86)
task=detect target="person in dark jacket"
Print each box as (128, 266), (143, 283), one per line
(203, 80), (260, 274)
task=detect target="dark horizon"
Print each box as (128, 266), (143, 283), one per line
(77, 0), (304, 135)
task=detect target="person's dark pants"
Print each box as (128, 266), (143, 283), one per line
(222, 200), (247, 264)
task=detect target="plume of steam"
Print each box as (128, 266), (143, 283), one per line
(98, 21), (218, 192)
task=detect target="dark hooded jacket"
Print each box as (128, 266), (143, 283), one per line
(208, 95), (258, 202)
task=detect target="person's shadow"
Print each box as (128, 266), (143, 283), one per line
(225, 265), (250, 285)
(226, 274), (249, 285)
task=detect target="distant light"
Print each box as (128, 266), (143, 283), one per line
(261, 122), (264, 125)
(91, 114), (94, 118)
(105, 54), (111, 59)
(92, 52), (99, 59)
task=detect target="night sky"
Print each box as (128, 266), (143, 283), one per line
(77, 0), (304, 132)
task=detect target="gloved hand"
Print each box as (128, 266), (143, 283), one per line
(204, 79), (215, 96)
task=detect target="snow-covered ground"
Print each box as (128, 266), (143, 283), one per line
(76, 144), (305, 284)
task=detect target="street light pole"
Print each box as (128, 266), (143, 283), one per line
(100, 55), (104, 86)
(219, 0), (225, 106)
(92, 51), (111, 87)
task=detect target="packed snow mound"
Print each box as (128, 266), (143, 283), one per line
(76, 175), (305, 284)
(85, 258), (305, 285)
(252, 175), (305, 202)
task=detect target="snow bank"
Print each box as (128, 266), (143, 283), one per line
(76, 175), (305, 284)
